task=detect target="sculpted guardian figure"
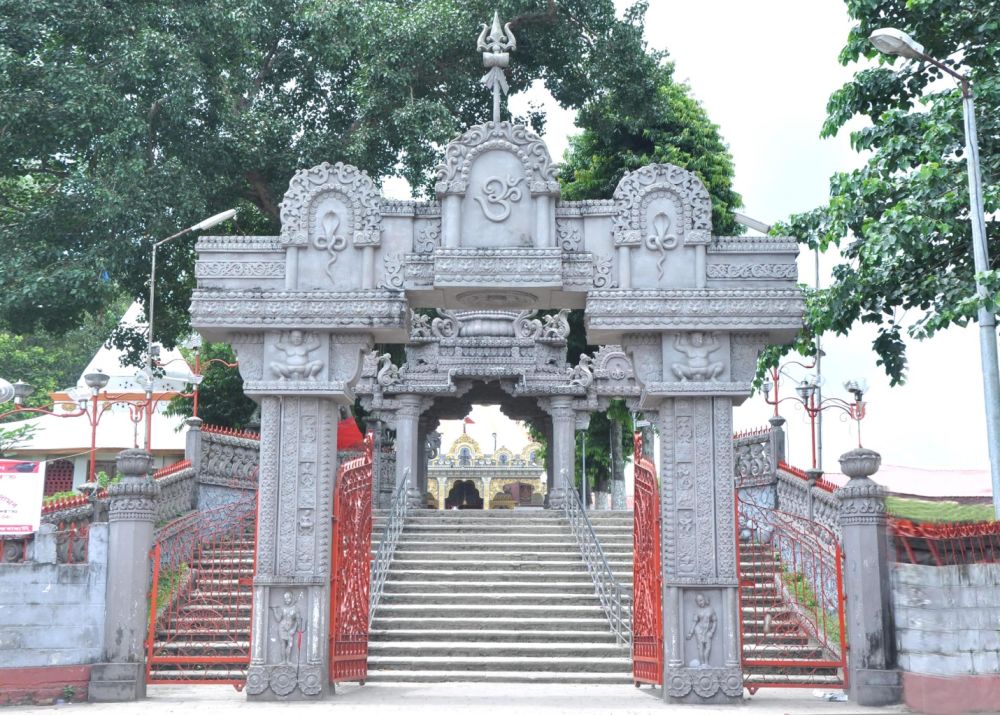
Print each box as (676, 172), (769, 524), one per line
(686, 593), (717, 666)
(270, 590), (304, 664)
(271, 330), (323, 380)
(672, 331), (724, 381)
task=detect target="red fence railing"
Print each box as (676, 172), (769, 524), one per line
(632, 431), (662, 686)
(891, 518), (1000, 566)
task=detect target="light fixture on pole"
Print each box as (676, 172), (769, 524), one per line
(146, 208), (237, 450)
(870, 27), (1000, 518)
(82, 370), (111, 483)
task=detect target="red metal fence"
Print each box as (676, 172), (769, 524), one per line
(329, 433), (374, 684)
(145, 493), (258, 686)
(891, 518), (1000, 566)
(632, 431), (662, 686)
(737, 491), (847, 692)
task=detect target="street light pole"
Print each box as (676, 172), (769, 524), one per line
(870, 28), (1000, 518)
(145, 209), (237, 450)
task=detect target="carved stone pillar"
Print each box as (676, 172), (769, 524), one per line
(544, 396), (575, 508)
(89, 449), (159, 702)
(416, 422), (428, 502)
(482, 476), (492, 510)
(394, 395), (426, 509)
(245, 395), (340, 700)
(837, 448), (901, 706)
(658, 398), (742, 704)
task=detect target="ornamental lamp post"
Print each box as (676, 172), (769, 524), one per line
(146, 208), (237, 450)
(762, 371), (868, 471)
(81, 370), (111, 483)
(870, 27), (1000, 518)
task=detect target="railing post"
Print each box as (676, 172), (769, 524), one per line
(185, 416), (203, 473)
(836, 448), (901, 705)
(33, 523), (57, 564)
(768, 415), (786, 465)
(89, 449), (159, 702)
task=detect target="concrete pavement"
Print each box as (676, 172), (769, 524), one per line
(9, 683), (908, 714)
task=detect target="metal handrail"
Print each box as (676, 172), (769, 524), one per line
(369, 477), (409, 627)
(559, 473), (632, 646)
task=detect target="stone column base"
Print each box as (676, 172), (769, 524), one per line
(245, 663), (327, 701)
(851, 668), (902, 706)
(665, 667), (743, 705)
(88, 663), (144, 702)
(405, 487), (423, 510)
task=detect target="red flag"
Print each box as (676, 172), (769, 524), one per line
(463, 416), (474, 434)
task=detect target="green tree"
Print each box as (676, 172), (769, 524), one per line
(560, 63), (743, 234)
(164, 343), (257, 430)
(779, 0), (1000, 384)
(1, 0), (655, 357)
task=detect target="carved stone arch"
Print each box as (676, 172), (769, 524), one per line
(592, 344), (636, 384)
(279, 161), (382, 247)
(611, 164), (712, 247)
(434, 122), (560, 197)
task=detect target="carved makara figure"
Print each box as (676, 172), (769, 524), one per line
(672, 331), (723, 382)
(375, 353), (400, 388)
(271, 330), (323, 380)
(410, 312), (433, 339)
(686, 593), (717, 666)
(541, 308), (571, 340)
(567, 353), (594, 388)
(270, 590), (305, 665)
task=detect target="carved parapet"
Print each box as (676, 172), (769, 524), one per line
(190, 289), (409, 342)
(431, 247), (562, 288)
(837, 448), (888, 527)
(586, 289), (804, 343)
(108, 450), (160, 523)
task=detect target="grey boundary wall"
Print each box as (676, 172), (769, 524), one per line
(892, 562), (1000, 715)
(0, 524), (108, 703)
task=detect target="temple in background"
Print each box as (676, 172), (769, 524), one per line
(427, 433), (545, 509)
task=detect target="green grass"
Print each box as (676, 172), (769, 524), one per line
(886, 496), (996, 523)
(781, 570), (842, 647)
(150, 563), (190, 625)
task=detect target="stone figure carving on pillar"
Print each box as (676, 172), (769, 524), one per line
(671, 332), (723, 381)
(686, 593), (717, 666)
(270, 591), (305, 665)
(271, 330), (323, 380)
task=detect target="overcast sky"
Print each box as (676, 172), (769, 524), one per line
(422, 1), (990, 474)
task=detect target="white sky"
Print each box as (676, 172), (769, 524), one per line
(392, 1), (991, 473)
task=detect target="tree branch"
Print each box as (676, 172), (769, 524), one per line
(245, 169), (279, 219)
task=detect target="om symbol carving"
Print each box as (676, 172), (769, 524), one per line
(645, 211), (679, 280)
(313, 209), (348, 283)
(474, 174), (524, 222)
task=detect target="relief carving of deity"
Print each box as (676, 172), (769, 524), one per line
(672, 332), (724, 382)
(270, 330), (323, 381)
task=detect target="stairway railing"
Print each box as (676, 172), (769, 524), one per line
(369, 476), (409, 627)
(558, 471), (632, 646)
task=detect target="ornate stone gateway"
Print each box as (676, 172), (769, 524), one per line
(190, 11), (803, 703)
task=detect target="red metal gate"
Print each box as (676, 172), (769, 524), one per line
(632, 431), (663, 686)
(737, 491), (847, 692)
(146, 494), (258, 686)
(329, 432), (373, 684)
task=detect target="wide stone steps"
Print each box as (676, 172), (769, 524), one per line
(368, 509), (631, 684)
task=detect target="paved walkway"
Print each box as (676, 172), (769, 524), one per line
(8, 683), (907, 714)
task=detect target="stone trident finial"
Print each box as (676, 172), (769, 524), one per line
(477, 10), (516, 124)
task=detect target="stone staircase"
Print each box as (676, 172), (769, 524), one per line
(367, 508), (633, 683)
(738, 542), (844, 689)
(147, 529), (255, 682)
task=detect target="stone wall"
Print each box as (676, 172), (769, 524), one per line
(892, 562), (1000, 715)
(0, 524), (108, 671)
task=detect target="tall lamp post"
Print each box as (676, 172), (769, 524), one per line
(869, 28), (1000, 518)
(145, 208), (237, 450)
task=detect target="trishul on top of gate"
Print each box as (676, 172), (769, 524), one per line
(188, 9), (805, 703)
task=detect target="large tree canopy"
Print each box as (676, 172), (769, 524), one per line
(1, 0), (656, 351)
(780, 0), (1000, 383)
